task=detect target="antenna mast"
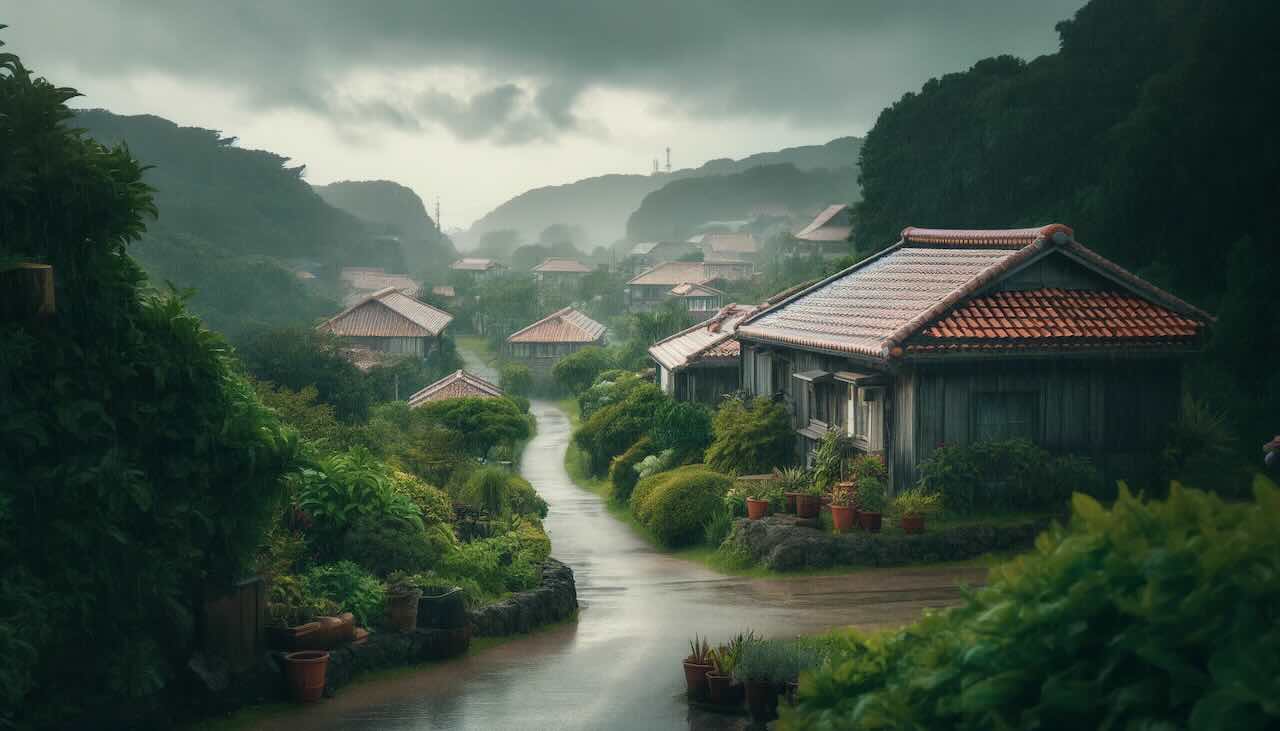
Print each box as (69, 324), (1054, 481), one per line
(666, 147), (671, 173)
(435, 196), (441, 234)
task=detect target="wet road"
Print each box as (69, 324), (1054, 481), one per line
(255, 400), (985, 730)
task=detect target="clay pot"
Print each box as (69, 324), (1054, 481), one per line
(744, 679), (780, 722)
(418, 587), (468, 629)
(682, 661), (713, 700)
(901, 515), (925, 534)
(795, 493), (821, 519)
(859, 511), (883, 532)
(283, 650), (329, 703)
(745, 498), (769, 521)
(385, 590), (422, 633)
(830, 504), (855, 532)
(266, 621), (321, 651)
(783, 492), (800, 514)
(706, 671), (734, 705)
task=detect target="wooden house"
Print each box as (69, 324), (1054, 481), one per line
(624, 261), (752, 313)
(531, 258), (593, 287)
(649, 304), (757, 403)
(668, 282), (724, 320)
(700, 232), (761, 265)
(317, 287), (453, 367)
(449, 258), (507, 283)
(791, 204), (854, 259)
(625, 240), (700, 274)
(735, 225), (1212, 491)
(505, 307), (607, 378)
(408, 369), (504, 407)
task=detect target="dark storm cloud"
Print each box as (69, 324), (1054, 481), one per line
(5, 0), (1084, 142)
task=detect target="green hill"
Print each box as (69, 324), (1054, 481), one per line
(313, 179), (458, 278)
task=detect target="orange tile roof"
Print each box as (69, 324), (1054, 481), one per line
(318, 287), (453, 338)
(450, 258), (503, 271)
(907, 289), (1203, 352)
(507, 307), (607, 344)
(739, 224), (1212, 361)
(408, 370), (504, 406)
(648, 303), (757, 371)
(702, 232), (759, 255)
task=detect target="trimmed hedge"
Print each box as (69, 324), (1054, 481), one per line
(609, 437), (656, 503)
(916, 439), (1103, 514)
(632, 466), (734, 547)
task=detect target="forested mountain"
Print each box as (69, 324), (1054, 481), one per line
(313, 179), (458, 280)
(459, 136), (863, 248)
(74, 110), (389, 338)
(854, 0), (1279, 446)
(626, 162), (860, 242)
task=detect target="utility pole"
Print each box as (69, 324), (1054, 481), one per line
(435, 196), (441, 234)
(666, 147), (671, 173)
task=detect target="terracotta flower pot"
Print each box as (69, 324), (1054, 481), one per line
(830, 504), (855, 532)
(682, 661), (713, 700)
(745, 497), (769, 521)
(901, 515), (926, 534)
(385, 591), (422, 633)
(266, 621), (321, 651)
(795, 493), (820, 519)
(859, 511), (883, 532)
(283, 650), (329, 703)
(744, 679), (780, 722)
(706, 671), (735, 705)
(783, 492), (800, 514)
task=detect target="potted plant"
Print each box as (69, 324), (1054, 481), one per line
(777, 466), (808, 515)
(892, 487), (942, 534)
(283, 650), (330, 703)
(682, 635), (714, 700)
(733, 638), (791, 723)
(857, 475), (886, 532)
(829, 484), (857, 532)
(705, 631), (753, 706)
(265, 576), (340, 650)
(745, 496), (769, 521)
(384, 579), (422, 633)
(795, 481), (823, 520)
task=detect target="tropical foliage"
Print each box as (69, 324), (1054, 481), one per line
(705, 397), (795, 475)
(915, 439), (1101, 515)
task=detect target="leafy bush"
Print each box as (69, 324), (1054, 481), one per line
(633, 466), (734, 547)
(500, 363), (533, 397)
(916, 439), (1099, 515)
(238, 327), (373, 422)
(705, 397), (794, 475)
(811, 429), (852, 491)
(635, 449), (678, 482)
(390, 470), (454, 525)
(291, 447), (423, 554)
(652, 400), (713, 460)
(434, 518), (551, 601)
(703, 508), (734, 548)
(266, 575), (339, 627)
(573, 383), (668, 475)
(553, 346), (615, 394)
(782, 481), (1280, 730)
(341, 514), (441, 577)
(355, 401), (469, 486)
(415, 396), (532, 457)
(1162, 396), (1250, 497)
(507, 474), (549, 518)
(609, 437), (656, 503)
(253, 380), (344, 444)
(577, 370), (645, 420)
(889, 487), (942, 519)
(302, 561), (386, 627)
(463, 466), (512, 516)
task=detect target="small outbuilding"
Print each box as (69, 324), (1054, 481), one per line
(408, 369), (504, 407)
(649, 303), (757, 403)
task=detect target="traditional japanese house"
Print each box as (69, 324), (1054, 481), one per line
(317, 286), (453, 361)
(505, 307), (607, 378)
(449, 257), (507, 282)
(531, 257), (593, 287)
(625, 240), (700, 274)
(624, 261), (752, 312)
(700, 231), (761, 265)
(649, 304), (757, 403)
(735, 225), (1212, 491)
(668, 282), (724, 320)
(791, 204), (854, 259)
(408, 369), (504, 407)
(339, 267), (420, 306)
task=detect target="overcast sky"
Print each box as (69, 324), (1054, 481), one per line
(4, 1), (1083, 229)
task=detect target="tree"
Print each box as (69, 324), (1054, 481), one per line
(474, 228), (520, 259)
(500, 363), (533, 397)
(553, 346), (616, 394)
(652, 400), (713, 461)
(414, 397), (531, 457)
(705, 397), (794, 475)
(237, 327), (372, 421)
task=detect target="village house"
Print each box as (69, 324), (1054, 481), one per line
(699, 231), (761, 265)
(339, 267), (419, 306)
(624, 260), (753, 314)
(408, 369), (504, 407)
(625, 240), (700, 274)
(790, 204), (854, 259)
(505, 307), (607, 378)
(649, 303), (756, 404)
(668, 282), (724, 320)
(735, 224), (1212, 491)
(449, 257), (507, 283)
(316, 286), (454, 370)
(531, 257), (593, 287)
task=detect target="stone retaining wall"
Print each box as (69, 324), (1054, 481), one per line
(726, 516), (1051, 572)
(469, 558), (578, 636)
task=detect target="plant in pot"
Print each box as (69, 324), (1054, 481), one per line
(776, 466), (808, 515)
(733, 638), (792, 723)
(891, 487), (942, 534)
(683, 635), (715, 700)
(745, 479), (783, 521)
(856, 475), (886, 532)
(266, 576), (341, 650)
(829, 484), (857, 533)
(706, 631), (754, 706)
(795, 480), (823, 520)
(384, 578), (422, 633)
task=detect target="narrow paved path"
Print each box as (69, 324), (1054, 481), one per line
(256, 400), (984, 730)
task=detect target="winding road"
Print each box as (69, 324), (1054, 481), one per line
(254, 387), (984, 730)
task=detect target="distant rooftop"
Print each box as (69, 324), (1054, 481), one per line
(318, 287), (453, 338)
(532, 257), (593, 274)
(408, 370), (504, 407)
(794, 204), (854, 242)
(507, 307), (607, 344)
(649, 304), (758, 371)
(450, 258), (504, 271)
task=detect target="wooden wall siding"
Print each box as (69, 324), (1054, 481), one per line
(992, 251), (1111, 292)
(891, 371), (916, 493)
(901, 360), (1182, 490)
(675, 366), (739, 404)
(348, 335), (426, 355)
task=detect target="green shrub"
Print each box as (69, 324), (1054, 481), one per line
(507, 474), (549, 518)
(573, 383), (668, 475)
(303, 561), (386, 627)
(577, 370), (645, 420)
(434, 518), (550, 601)
(553, 346), (615, 394)
(390, 470), (454, 525)
(463, 466), (512, 516)
(609, 437), (656, 503)
(342, 514), (441, 577)
(705, 397), (794, 475)
(811, 429), (852, 491)
(916, 439), (1099, 514)
(652, 400), (713, 460)
(291, 447), (423, 555)
(266, 575), (340, 627)
(634, 467), (734, 547)
(782, 480), (1280, 730)
(703, 508), (734, 548)
(635, 448), (678, 482)
(1162, 396), (1250, 497)
(415, 396), (531, 457)
(631, 464), (705, 521)
(499, 362), (533, 397)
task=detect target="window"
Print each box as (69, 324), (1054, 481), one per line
(974, 392), (1038, 441)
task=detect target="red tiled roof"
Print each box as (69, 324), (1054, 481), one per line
(318, 287), (453, 338)
(507, 307), (607, 344)
(900, 224), (1073, 248)
(907, 289), (1204, 352)
(648, 303), (756, 371)
(408, 370), (504, 406)
(702, 232), (759, 255)
(450, 258), (503, 271)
